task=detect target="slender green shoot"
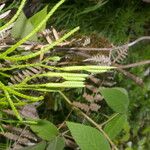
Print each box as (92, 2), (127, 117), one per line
(0, 0), (65, 58)
(3, 90), (23, 121)
(4, 26), (79, 61)
(0, 0), (27, 31)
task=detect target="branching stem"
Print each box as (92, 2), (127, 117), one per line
(59, 91), (118, 150)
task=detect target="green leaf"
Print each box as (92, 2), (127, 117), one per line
(30, 120), (59, 141)
(120, 121), (131, 142)
(29, 5), (48, 31)
(11, 11), (37, 41)
(66, 122), (111, 150)
(47, 137), (65, 150)
(100, 87), (129, 113)
(21, 141), (47, 150)
(104, 114), (127, 139)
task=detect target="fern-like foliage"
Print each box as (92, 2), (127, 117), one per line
(10, 66), (43, 84)
(111, 45), (128, 64)
(84, 54), (111, 66)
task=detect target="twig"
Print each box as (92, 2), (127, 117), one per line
(128, 36), (150, 47)
(62, 130), (70, 137)
(58, 110), (73, 130)
(12, 125), (28, 149)
(116, 67), (144, 86)
(54, 36), (150, 52)
(55, 47), (112, 51)
(1, 36), (149, 53)
(116, 60), (150, 69)
(113, 60), (150, 86)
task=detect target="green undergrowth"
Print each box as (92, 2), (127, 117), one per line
(47, 0), (150, 43)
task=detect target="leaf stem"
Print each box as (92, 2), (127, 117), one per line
(100, 113), (119, 127)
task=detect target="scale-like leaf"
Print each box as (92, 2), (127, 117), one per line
(66, 122), (111, 150)
(100, 87), (129, 113)
(30, 120), (59, 141)
(104, 114), (127, 139)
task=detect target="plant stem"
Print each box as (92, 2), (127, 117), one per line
(100, 113), (119, 127)
(0, 0), (66, 58)
(0, 81), (43, 101)
(116, 60), (150, 69)
(3, 90), (23, 121)
(4, 26), (79, 61)
(59, 91), (118, 150)
(0, 119), (37, 124)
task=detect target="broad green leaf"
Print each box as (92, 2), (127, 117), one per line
(100, 87), (129, 113)
(115, 88), (128, 97)
(11, 11), (37, 41)
(104, 114), (127, 139)
(30, 120), (59, 141)
(21, 141), (47, 150)
(47, 137), (65, 150)
(29, 5), (48, 31)
(66, 122), (111, 150)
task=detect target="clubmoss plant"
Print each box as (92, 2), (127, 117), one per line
(0, 0), (114, 121)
